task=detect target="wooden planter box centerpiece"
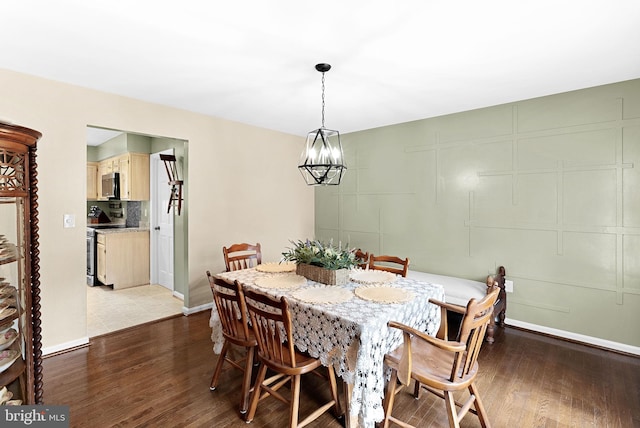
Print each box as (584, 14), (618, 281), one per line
(283, 239), (359, 286)
(296, 263), (349, 286)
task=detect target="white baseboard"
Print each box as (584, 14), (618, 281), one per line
(182, 302), (213, 316)
(42, 337), (89, 356)
(506, 318), (640, 356)
(173, 291), (184, 300)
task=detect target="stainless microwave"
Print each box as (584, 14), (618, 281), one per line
(101, 172), (120, 199)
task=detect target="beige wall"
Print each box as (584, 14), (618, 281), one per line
(316, 79), (640, 352)
(0, 68), (315, 352)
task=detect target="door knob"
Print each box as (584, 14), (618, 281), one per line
(154, 226), (160, 230)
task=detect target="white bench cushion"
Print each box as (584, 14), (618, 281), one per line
(407, 270), (486, 307)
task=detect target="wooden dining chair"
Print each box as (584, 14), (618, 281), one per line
(206, 272), (258, 414)
(355, 249), (370, 269)
(223, 242), (262, 272)
(243, 288), (342, 427)
(381, 288), (500, 428)
(368, 254), (410, 277)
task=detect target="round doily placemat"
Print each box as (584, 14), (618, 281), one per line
(354, 285), (414, 304)
(350, 270), (396, 285)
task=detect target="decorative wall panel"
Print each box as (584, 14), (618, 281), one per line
(316, 79), (640, 348)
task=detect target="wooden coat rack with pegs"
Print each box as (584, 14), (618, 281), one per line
(160, 154), (183, 215)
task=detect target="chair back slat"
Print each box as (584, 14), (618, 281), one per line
(397, 331), (413, 385)
(244, 289), (297, 368)
(451, 289), (499, 379)
(253, 308), (286, 363)
(206, 272), (252, 342)
(223, 243), (262, 272)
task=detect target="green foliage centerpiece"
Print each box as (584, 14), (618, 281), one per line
(282, 239), (359, 285)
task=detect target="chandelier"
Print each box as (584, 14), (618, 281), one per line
(298, 63), (346, 186)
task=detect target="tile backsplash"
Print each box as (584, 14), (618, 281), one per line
(87, 200), (149, 227)
(126, 201), (141, 227)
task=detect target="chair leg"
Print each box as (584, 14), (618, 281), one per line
(469, 383), (491, 428)
(413, 380), (421, 399)
(239, 346), (255, 414)
(382, 369), (399, 428)
(245, 363), (268, 423)
(327, 365), (343, 417)
(289, 374), (301, 428)
(210, 340), (229, 390)
(443, 391), (460, 428)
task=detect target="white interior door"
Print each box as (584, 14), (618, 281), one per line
(150, 150), (174, 291)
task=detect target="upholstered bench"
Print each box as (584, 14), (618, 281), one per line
(406, 267), (507, 343)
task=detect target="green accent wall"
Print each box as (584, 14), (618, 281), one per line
(315, 79), (640, 348)
(87, 132), (152, 161)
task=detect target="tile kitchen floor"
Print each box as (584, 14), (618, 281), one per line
(87, 283), (184, 337)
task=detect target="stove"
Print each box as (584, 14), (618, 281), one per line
(87, 227), (97, 285)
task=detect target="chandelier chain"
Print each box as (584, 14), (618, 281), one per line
(321, 71), (325, 128)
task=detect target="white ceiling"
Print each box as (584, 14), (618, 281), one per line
(2, 1), (640, 138)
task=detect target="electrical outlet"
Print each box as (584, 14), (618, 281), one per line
(505, 279), (514, 293)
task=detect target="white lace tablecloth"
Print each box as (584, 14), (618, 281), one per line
(211, 268), (444, 428)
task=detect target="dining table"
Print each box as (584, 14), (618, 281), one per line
(211, 265), (445, 428)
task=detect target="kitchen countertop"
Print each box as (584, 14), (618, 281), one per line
(93, 227), (150, 234)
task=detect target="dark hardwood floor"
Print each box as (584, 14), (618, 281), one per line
(42, 311), (640, 427)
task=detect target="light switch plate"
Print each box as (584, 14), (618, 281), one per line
(505, 279), (514, 293)
(63, 214), (75, 228)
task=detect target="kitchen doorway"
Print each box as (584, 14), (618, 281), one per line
(86, 126), (188, 337)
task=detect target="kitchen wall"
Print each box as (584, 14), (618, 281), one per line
(316, 79), (640, 352)
(0, 67), (315, 353)
(87, 132), (154, 161)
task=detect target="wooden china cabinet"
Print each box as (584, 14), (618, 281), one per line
(0, 122), (43, 405)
